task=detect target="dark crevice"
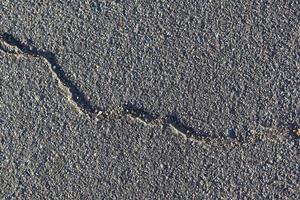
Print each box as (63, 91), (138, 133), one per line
(1, 32), (298, 142)
(1, 32), (214, 141)
(165, 115), (210, 138)
(123, 103), (159, 122)
(1, 33), (97, 115)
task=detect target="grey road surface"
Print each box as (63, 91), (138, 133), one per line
(0, 0), (299, 199)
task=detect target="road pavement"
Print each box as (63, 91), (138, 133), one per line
(0, 1), (299, 199)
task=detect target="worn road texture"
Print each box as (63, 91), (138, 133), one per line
(0, 0), (299, 199)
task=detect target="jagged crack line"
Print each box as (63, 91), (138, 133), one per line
(0, 32), (219, 141)
(123, 103), (159, 123)
(0, 33), (97, 115)
(165, 115), (210, 138)
(122, 104), (213, 141)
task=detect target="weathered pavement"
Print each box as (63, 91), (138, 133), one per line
(0, 1), (299, 199)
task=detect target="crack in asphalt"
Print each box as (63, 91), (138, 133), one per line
(1, 32), (298, 142)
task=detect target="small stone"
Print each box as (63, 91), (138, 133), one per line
(296, 129), (300, 137)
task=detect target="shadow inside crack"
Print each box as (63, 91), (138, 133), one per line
(2, 32), (297, 143)
(1, 32), (97, 114)
(123, 103), (159, 122)
(165, 115), (210, 138)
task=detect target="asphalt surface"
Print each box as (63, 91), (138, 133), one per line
(0, 0), (299, 199)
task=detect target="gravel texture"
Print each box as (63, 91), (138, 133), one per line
(0, 0), (299, 199)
